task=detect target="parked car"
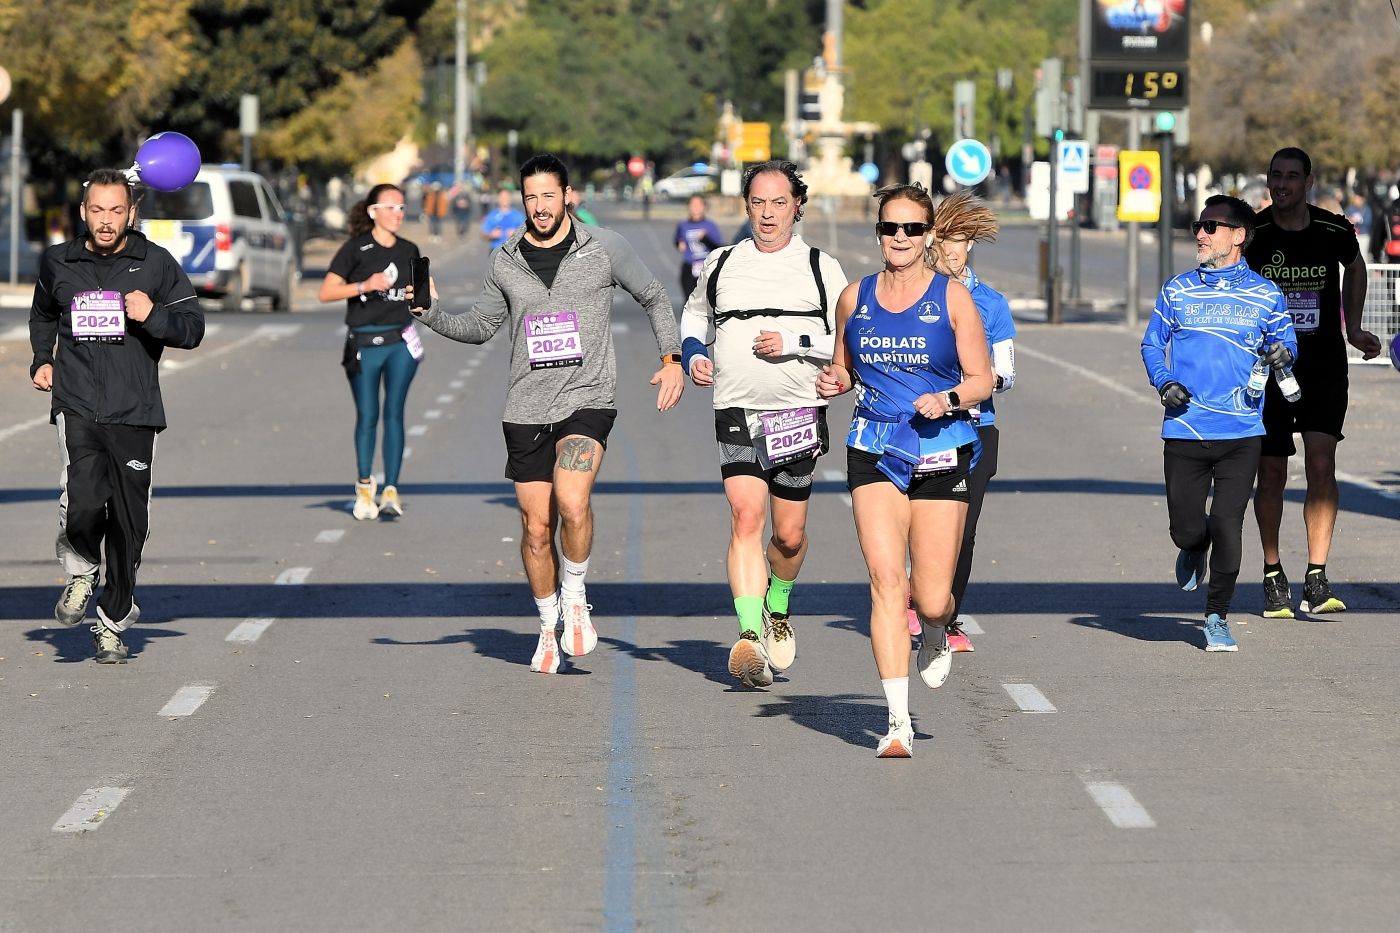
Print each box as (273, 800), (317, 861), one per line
(653, 166), (719, 201)
(139, 165), (297, 311)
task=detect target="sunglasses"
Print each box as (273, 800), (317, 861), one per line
(875, 221), (931, 238)
(370, 203), (406, 213)
(1190, 219), (1241, 235)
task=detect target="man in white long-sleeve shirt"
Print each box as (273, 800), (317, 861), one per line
(679, 161), (848, 688)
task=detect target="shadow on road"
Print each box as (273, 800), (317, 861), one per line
(752, 693), (889, 748)
(23, 622), (187, 663)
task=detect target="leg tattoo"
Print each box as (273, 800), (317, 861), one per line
(559, 437), (599, 472)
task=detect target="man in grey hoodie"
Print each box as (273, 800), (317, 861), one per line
(413, 154), (684, 673)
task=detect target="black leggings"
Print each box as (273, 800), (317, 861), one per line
(951, 424), (998, 617)
(1163, 437), (1262, 617)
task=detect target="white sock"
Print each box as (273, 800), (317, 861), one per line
(561, 556), (589, 600)
(534, 592), (560, 629)
(881, 677), (910, 725)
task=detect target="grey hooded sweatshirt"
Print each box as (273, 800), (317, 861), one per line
(417, 222), (680, 424)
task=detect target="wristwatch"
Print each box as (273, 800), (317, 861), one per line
(798, 335), (812, 349)
(662, 352), (682, 365)
(944, 390), (961, 411)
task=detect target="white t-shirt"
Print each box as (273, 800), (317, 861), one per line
(680, 234), (847, 411)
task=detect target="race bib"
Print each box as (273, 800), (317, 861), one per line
(914, 448), (958, 476)
(523, 311), (583, 370)
(1284, 289), (1320, 332)
(70, 291), (126, 342)
(402, 323), (425, 361)
(757, 407), (820, 467)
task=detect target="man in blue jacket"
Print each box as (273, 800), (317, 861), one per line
(1141, 195), (1296, 651)
(29, 168), (205, 662)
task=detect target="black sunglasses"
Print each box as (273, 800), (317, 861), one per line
(1190, 220), (1242, 235)
(875, 221), (931, 238)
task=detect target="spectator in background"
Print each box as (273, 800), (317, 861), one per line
(423, 183), (448, 243)
(481, 189), (525, 251)
(450, 184), (474, 239)
(566, 188), (598, 226)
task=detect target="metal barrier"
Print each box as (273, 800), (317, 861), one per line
(1352, 263), (1400, 365)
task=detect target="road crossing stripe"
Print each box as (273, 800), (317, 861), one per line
(275, 567), (312, 585)
(408, 425), (428, 436)
(1002, 683), (1056, 713)
(315, 529), (345, 544)
(227, 618), (275, 643)
(1083, 780), (1156, 828)
(158, 683), (216, 718)
(53, 787), (131, 833)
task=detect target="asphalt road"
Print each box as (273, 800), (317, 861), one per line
(1, 204), (1398, 932)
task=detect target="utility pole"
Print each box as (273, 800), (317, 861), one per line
(1125, 115), (1140, 329)
(453, 0), (469, 186)
(9, 109), (21, 285)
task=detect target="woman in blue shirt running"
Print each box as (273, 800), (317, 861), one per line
(816, 183), (993, 759)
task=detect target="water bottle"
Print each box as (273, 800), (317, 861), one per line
(1275, 363), (1302, 402)
(1246, 356), (1269, 399)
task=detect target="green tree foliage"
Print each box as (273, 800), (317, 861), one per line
(843, 0), (1073, 157)
(0, 0), (194, 170)
(1191, 0), (1400, 174)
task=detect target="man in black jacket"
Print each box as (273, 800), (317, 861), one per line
(29, 168), (204, 662)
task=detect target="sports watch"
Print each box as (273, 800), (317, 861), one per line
(798, 335), (812, 349)
(662, 352), (683, 364)
(944, 390), (961, 411)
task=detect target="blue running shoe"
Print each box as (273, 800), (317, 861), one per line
(1175, 543), (1209, 592)
(1203, 613), (1237, 652)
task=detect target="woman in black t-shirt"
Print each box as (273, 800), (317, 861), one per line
(319, 184), (424, 520)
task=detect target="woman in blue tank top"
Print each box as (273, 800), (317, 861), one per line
(815, 183), (993, 759)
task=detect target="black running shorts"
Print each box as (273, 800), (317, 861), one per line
(502, 408), (617, 482)
(1260, 361), (1346, 458)
(846, 445), (973, 502)
(715, 406), (828, 502)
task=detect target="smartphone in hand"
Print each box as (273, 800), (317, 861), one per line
(410, 256), (431, 310)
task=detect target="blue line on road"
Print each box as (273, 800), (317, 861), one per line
(603, 442), (643, 931)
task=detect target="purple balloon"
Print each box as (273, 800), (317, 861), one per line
(134, 132), (201, 192)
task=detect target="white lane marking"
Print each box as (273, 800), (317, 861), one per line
(1084, 780), (1156, 829)
(449, 379), (465, 389)
(467, 357), (482, 368)
(1337, 470), (1400, 501)
(0, 323), (31, 341)
(275, 567), (312, 585)
(158, 683), (216, 718)
(1002, 683), (1057, 713)
(161, 323), (303, 372)
(53, 787), (132, 833)
(315, 529), (346, 544)
(227, 618), (275, 643)
(1016, 344), (1151, 405)
(424, 409), (442, 419)
(408, 424), (428, 437)
(0, 415), (50, 445)
(821, 469), (851, 506)
(436, 394), (454, 404)
(958, 614), (984, 635)
(402, 446), (413, 460)
(610, 321), (630, 334)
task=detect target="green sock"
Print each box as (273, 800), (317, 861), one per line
(735, 596), (764, 638)
(765, 573), (795, 615)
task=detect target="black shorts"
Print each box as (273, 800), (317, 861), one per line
(502, 408), (617, 482)
(1260, 361), (1346, 457)
(715, 406), (829, 502)
(846, 445), (973, 502)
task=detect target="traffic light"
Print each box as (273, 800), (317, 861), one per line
(1054, 128), (1065, 142)
(800, 72), (822, 122)
(1154, 111), (1176, 133)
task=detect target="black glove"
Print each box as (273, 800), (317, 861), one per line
(1159, 382), (1191, 408)
(1262, 342), (1293, 369)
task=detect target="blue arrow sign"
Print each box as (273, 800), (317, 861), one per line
(944, 138), (992, 187)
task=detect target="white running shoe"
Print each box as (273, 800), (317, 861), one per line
(876, 716), (913, 758)
(530, 627), (560, 674)
(727, 630), (773, 688)
(378, 485), (403, 518)
(55, 571), (97, 626)
(559, 596), (597, 656)
(916, 624), (952, 689)
(352, 479), (379, 521)
(761, 604), (796, 672)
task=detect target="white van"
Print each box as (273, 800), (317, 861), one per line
(139, 165), (297, 311)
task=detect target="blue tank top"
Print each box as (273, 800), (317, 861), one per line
(845, 272), (978, 457)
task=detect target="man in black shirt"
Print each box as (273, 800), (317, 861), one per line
(1244, 147), (1381, 619)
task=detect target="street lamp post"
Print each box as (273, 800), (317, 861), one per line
(453, 0), (470, 186)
